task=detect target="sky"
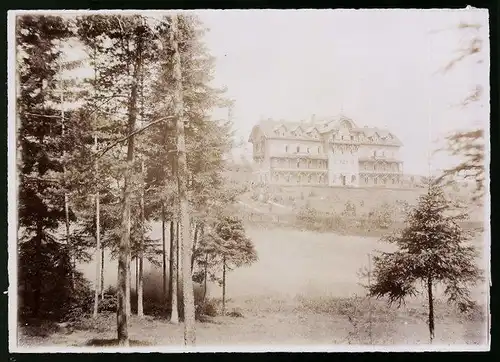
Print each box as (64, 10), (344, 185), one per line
(32, 9), (489, 176)
(197, 9), (489, 176)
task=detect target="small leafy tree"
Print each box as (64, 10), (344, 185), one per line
(368, 179), (482, 343)
(342, 201), (356, 218)
(195, 216), (257, 314)
(369, 202), (393, 229)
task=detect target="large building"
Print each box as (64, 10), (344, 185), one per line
(248, 115), (405, 188)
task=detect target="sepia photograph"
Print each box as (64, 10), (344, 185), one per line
(8, 8), (490, 352)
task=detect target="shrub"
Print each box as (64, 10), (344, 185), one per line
(227, 308), (244, 318)
(98, 294), (117, 314)
(196, 298), (218, 318)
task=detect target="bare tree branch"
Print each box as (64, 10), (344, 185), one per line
(95, 115), (174, 161)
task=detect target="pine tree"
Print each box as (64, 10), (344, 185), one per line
(436, 22), (487, 203)
(76, 14), (163, 346)
(167, 14), (197, 346)
(368, 179), (482, 343)
(16, 15), (83, 319)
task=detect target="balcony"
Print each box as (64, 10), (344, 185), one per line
(359, 169), (402, 175)
(271, 167), (328, 172)
(359, 156), (402, 163)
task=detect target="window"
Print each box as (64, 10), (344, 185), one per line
(296, 160), (300, 169)
(307, 147), (310, 153)
(296, 146), (300, 153)
(373, 150), (377, 157)
(308, 160), (312, 168)
(351, 175), (356, 183)
(365, 177), (369, 184)
(350, 135), (354, 141)
(285, 145), (288, 153)
(374, 178), (378, 185)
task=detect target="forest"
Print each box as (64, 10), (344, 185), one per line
(17, 13), (258, 347)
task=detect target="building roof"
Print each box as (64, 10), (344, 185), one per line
(249, 116), (403, 146)
(249, 119), (325, 141)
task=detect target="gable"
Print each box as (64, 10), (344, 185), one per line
(306, 127), (320, 139)
(290, 125), (304, 137)
(273, 124), (288, 137)
(248, 125), (266, 143)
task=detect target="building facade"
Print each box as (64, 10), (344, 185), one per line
(248, 116), (404, 188)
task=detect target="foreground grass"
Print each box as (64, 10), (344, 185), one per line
(53, 225), (487, 348)
(18, 294), (487, 348)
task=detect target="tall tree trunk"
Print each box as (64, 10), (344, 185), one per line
(126, 213), (132, 317)
(60, 67), (73, 291)
(177, 221), (181, 318)
(170, 15), (196, 345)
(222, 255), (226, 316)
(118, 162), (131, 347)
(191, 223), (199, 274)
(117, 29), (142, 346)
(93, 135), (101, 318)
(203, 253), (208, 303)
(137, 161), (145, 318)
(162, 205), (167, 303)
(427, 275), (435, 344)
(100, 245), (105, 300)
(169, 219), (179, 324)
(135, 257), (138, 291)
(33, 223), (43, 318)
(137, 47), (146, 319)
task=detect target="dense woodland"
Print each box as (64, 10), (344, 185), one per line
(17, 14), (257, 346)
(16, 13), (486, 347)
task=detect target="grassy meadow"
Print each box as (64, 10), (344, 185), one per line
(20, 223), (489, 348)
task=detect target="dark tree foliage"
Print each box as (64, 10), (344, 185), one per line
(436, 22), (486, 203)
(16, 15), (91, 320)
